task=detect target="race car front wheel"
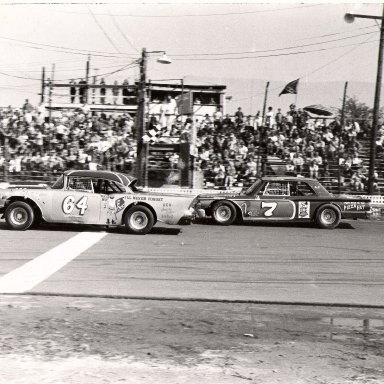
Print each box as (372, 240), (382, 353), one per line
(315, 204), (341, 229)
(212, 201), (237, 226)
(124, 205), (155, 235)
(5, 201), (35, 231)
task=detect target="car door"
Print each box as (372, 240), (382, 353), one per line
(49, 176), (102, 224)
(241, 181), (296, 221)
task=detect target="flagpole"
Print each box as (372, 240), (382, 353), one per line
(262, 81), (270, 125)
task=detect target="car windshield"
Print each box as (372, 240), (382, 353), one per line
(102, 180), (126, 194)
(244, 178), (263, 195)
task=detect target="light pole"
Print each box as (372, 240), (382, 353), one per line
(345, 6), (384, 194)
(136, 48), (172, 187)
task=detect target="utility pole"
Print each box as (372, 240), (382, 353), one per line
(136, 48), (147, 186)
(48, 64), (55, 123)
(135, 48), (171, 186)
(4, 136), (9, 181)
(41, 66), (45, 103)
(92, 68), (98, 104)
(48, 63), (55, 151)
(345, 6), (384, 194)
(339, 81), (348, 194)
(368, 6), (384, 194)
(85, 55), (90, 104)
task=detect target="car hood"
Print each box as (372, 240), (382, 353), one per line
(0, 183), (49, 190)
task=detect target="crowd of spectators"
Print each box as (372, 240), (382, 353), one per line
(0, 99), (382, 193)
(0, 100), (137, 180)
(194, 104), (382, 193)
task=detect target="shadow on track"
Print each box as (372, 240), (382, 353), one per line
(192, 218), (355, 230)
(0, 221), (182, 235)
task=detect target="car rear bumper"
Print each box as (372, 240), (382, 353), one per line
(342, 211), (370, 220)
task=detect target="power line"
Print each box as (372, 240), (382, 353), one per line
(0, 60), (138, 83)
(172, 39), (377, 61)
(0, 26), (376, 65)
(171, 30), (378, 58)
(292, 24), (377, 42)
(87, 6), (121, 53)
(231, 33), (378, 104)
(304, 30), (378, 79)
(106, 6), (139, 53)
(0, 70), (40, 81)
(0, 61), (136, 74)
(0, 35), (133, 58)
(43, 4), (321, 18)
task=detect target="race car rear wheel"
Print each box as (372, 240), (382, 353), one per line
(124, 205), (155, 235)
(315, 204), (341, 229)
(212, 201), (237, 226)
(5, 201), (35, 231)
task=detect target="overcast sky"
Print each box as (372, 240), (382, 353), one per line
(0, 2), (383, 113)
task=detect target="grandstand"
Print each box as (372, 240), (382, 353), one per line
(0, 101), (383, 196)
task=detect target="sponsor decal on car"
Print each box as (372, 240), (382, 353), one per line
(298, 201), (310, 218)
(115, 197), (125, 213)
(343, 201), (366, 211)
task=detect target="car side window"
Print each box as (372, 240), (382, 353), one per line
(68, 177), (94, 193)
(263, 182), (289, 196)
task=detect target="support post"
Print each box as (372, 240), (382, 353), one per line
(41, 66), (45, 103)
(338, 81), (348, 194)
(85, 55), (90, 104)
(368, 4), (384, 194)
(261, 81), (270, 126)
(136, 48), (147, 186)
(3, 136), (9, 182)
(48, 63), (55, 151)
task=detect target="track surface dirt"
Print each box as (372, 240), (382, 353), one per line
(1, 295), (384, 384)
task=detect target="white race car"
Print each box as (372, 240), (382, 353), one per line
(0, 170), (196, 235)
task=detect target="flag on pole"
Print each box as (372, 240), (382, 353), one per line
(142, 125), (164, 143)
(279, 79), (299, 96)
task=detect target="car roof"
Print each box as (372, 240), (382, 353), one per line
(64, 170), (136, 187)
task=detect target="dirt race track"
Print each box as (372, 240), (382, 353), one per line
(0, 219), (384, 383)
(1, 296), (384, 384)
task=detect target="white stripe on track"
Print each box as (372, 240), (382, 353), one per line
(0, 232), (107, 294)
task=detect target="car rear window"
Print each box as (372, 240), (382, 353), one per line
(296, 182), (317, 196)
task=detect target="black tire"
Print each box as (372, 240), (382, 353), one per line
(5, 201), (35, 231)
(315, 204), (341, 229)
(124, 205), (155, 235)
(211, 200), (237, 226)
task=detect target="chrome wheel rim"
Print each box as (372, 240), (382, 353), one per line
(321, 209), (336, 225)
(214, 205), (231, 222)
(10, 207), (28, 226)
(129, 211), (149, 230)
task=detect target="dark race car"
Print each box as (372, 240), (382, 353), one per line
(195, 176), (371, 229)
